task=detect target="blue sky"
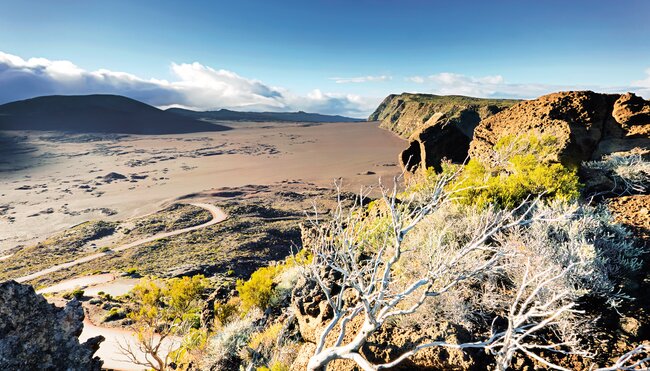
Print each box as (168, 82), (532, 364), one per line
(1, 0), (649, 116)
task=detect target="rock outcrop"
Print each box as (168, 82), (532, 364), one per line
(368, 93), (518, 171)
(0, 280), (104, 370)
(469, 91), (650, 168)
(371, 91), (650, 173)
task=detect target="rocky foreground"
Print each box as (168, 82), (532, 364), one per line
(0, 90), (648, 370)
(0, 281), (103, 370)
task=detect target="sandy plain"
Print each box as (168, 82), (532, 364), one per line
(0, 121), (405, 253)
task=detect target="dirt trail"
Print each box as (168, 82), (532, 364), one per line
(15, 203), (227, 283)
(32, 202), (226, 370)
(80, 317), (178, 371)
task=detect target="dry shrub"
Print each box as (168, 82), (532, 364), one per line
(200, 309), (261, 370)
(584, 150), (650, 195)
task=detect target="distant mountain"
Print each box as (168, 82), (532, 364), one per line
(167, 107), (364, 123)
(0, 95), (231, 134)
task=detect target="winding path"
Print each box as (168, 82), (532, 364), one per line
(25, 203), (226, 370)
(80, 317), (177, 371)
(15, 203), (227, 283)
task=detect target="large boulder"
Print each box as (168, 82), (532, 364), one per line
(469, 91), (650, 168)
(0, 280), (104, 370)
(613, 92), (650, 131)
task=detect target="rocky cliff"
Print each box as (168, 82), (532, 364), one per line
(369, 93), (519, 139)
(0, 280), (104, 370)
(368, 93), (518, 171)
(373, 91), (649, 172)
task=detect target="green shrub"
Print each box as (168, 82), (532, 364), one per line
(409, 134), (582, 209)
(214, 298), (240, 327)
(248, 322), (283, 351)
(237, 265), (282, 312)
(62, 288), (84, 300)
(99, 292), (114, 301)
(236, 250), (311, 313)
(451, 157), (580, 209)
(102, 307), (126, 322)
(257, 362), (289, 371)
(124, 267), (139, 276)
(351, 200), (393, 253)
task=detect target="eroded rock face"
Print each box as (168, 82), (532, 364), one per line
(369, 94), (518, 139)
(368, 93), (518, 172)
(469, 91), (650, 168)
(613, 92), (650, 131)
(401, 122), (473, 172)
(0, 280), (104, 370)
(291, 273), (335, 344)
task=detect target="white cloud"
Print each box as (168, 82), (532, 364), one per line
(406, 72), (561, 98)
(631, 68), (650, 98)
(406, 71), (650, 100)
(405, 76), (424, 84)
(329, 75), (391, 84)
(285, 89), (378, 116)
(167, 62), (286, 111)
(0, 51), (182, 106)
(2, 51), (648, 118)
(0, 51), (371, 117)
(633, 68), (650, 87)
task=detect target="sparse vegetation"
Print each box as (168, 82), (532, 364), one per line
(236, 250), (310, 313)
(201, 310), (261, 370)
(22, 190), (311, 288)
(128, 204), (212, 236)
(0, 220), (117, 281)
(299, 172), (644, 370)
(4, 135), (647, 370)
(584, 150), (650, 195)
(62, 288), (84, 300)
(177, 142), (647, 371)
(214, 298), (240, 327)
(0, 205), (211, 285)
(408, 134), (582, 208)
(102, 307), (126, 322)
(118, 275), (210, 371)
(124, 267), (139, 276)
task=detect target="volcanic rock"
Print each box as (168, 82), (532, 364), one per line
(368, 93), (518, 171)
(0, 280), (104, 370)
(469, 91), (650, 168)
(102, 172), (127, 182)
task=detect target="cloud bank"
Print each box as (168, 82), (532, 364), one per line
(631, 68), (650, 97)
(1, 51), (648, 118)
(406, 72), (650, 100)
(0, 51), (375, 117)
